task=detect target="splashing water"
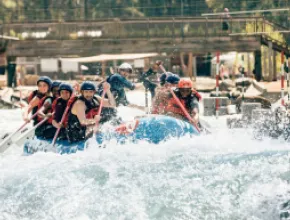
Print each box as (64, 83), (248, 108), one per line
(0, 93), (290, 220)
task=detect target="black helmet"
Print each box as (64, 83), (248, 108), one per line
(51, 81), (62, 92)
(59, 83), (73, 94)
(37, 76), (52, 89)
(80, 81), (96, 91)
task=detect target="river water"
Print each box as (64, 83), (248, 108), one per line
(0, 91), (289, 220)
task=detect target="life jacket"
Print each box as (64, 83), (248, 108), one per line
(48, 97), (67, 125)
(78, 96), (100, 119)
(36, 96), (54, 123)
(27, 90), (38, 103)
(165, 89), (200, 119)
(27, 90), (46, 125)
(151, 87), (170, 114)
(66, 96), (100, 143)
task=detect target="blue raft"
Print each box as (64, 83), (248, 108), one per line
(24, 115), (200, 154)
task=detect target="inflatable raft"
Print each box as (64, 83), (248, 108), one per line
(24, 115), (200, 154)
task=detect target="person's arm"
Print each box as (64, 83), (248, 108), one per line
(52, 120), (61, 129)
(37, 98), (52, 119)
(190, 99), (199, 123)
(119, 75), (135, 90)
(22, 96), (40, 122)
(97, 82), (116, 107)
(74, 101), (100, 126)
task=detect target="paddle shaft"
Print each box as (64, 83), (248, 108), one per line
(94, 89), (107, 131)
(52, 106), (70, 146)
(0, 112), (53, 153)
(169, 89), (200, 133)
(7, 110), (40, 140)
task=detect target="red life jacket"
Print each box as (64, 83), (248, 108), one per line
(50, 97), (73, 127)
(47, 98), (59, 124)
(55, 96), (77, 127)
(27, 90), (38, 103)
(36, 96), (53, 123)
(152, 87), (171, 114)
(165, 89), (200, 119)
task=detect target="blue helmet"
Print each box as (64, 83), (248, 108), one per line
(59, 83), (73, 94)
(160, 72), (175, 86)
(160, 72), (170, 86)
(37, 76), (52, 89)
(51, 81), (62, 91)
(166, 74), (180, 84)
(80, 81), (96, 91)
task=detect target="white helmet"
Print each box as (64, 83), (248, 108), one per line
(118, 63), (133, 73)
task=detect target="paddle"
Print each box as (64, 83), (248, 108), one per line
(93, 88), (107, 134)
(0, 110), (40, 153)
(13, 113), (54, 148)
(51, 105), (71, 146)
(0, 113), (54, 152)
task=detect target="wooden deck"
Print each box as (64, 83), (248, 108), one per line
(3, 16), (289, 57)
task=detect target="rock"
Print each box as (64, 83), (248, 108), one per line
(235, 78), (252, 87)
(210, 91), (230, 98)
(219, 80), (235, 91)
(236, 95), (271, 112)
(241, 102), (262, 121)
(203, 97), (230, 108)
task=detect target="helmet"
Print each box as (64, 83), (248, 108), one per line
(37, 76), (52, 89)
(160, 72), (172, 86)
(59, 83), (73, 94)
(80, 81), (96, 91)
(178, 79), (193, 89)
(166, 74), (180, 84)
(118, 63), (133, 73)
(51, 81), (62, 91)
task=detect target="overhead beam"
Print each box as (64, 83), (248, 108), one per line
(0, 35), (19, 40)
(229, 30), (290, 36)
(202, 8), (289, 16)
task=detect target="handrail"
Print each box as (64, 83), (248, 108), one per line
(3, 16), (267, 26)
(2, 16), (288, 52)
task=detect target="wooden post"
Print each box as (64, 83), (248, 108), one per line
(273, 50), (277, 80)
(101, 61), (106, 78)
(247, 52), (251, 77)
(268, 41), (273, 81)
(281, 51), (285, 105)
(263, 47), (267, 81)
(192, 55), (197, 81)
(180, 52), (187, 76)
(188, 52), (193, 80)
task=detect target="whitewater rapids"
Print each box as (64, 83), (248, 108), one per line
(0, 91), (289, 220)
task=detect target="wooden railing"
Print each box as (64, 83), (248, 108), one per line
(1, 17), (288, 44)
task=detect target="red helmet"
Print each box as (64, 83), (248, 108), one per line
(178, 79), (193, 89)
